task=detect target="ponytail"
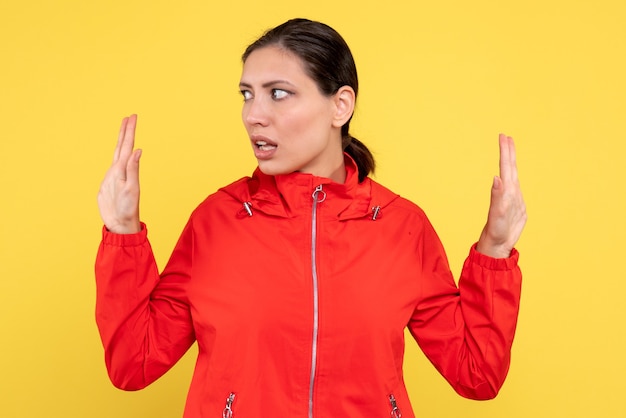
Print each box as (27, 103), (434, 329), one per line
(343, 135), (375, 182)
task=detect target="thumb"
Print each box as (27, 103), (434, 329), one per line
(491, 175), (502, 193)
(490, 175), (503, 206)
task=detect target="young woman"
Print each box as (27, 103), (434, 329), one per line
(96, 18), (526, 418)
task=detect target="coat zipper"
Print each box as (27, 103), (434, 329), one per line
(308, 184), (326, 418)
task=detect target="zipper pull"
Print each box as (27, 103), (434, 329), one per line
(222, 392), (236, 418)
(389, 394), (402, 418)
(312, 184), (326, 203)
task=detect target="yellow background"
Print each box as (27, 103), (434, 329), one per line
(1, 0), (624, 417)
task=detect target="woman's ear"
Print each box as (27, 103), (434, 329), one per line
(331, 86), (356, 128)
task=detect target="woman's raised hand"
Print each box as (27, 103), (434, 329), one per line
(97, 115), (142, 234)
(476, 134), (527, 258)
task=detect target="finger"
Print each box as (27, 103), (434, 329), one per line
(498, 133), (510, 182)
(113, 117), (129, 163)
(498, 133), (513, 183)
(508, 136), (519, 184)
(125, 149), (142, 189)
(117, 114), (138, 165)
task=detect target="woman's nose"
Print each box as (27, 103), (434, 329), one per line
(243, 97), (269, 126)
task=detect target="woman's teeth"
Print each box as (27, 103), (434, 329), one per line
(256, 140), (277, 151)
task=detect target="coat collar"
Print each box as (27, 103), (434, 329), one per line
(220, 154), (399, 221)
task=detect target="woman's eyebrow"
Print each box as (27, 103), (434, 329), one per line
(239, 80), (295, 89)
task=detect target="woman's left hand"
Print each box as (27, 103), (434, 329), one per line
(476, 134), (527, 258)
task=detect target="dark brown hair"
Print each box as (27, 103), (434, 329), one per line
(242, 18), (375, 182)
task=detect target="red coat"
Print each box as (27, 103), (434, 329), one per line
(95, 157), (522, 418)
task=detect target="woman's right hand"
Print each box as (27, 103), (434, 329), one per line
(97, 114), (142, 234)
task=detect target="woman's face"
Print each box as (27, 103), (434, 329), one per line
(239, 46), (345, 181)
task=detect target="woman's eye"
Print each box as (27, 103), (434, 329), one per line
(241, 90), (253, 101)
(271, 89), (289, 100)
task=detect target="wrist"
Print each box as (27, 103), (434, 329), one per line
(475, 241), (512, 259)
(105, 219), (142, 234)
(476, 230), (513, 258)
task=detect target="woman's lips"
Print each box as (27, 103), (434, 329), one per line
(251, 135), (277, 160)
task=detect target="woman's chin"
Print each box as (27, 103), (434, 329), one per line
(256, 161), (293, 177)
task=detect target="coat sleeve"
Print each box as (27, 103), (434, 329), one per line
(95, 222), (196, 390)
(407, 217), (522, 400)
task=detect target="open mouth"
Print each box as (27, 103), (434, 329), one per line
(255, 140), (277, 151)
